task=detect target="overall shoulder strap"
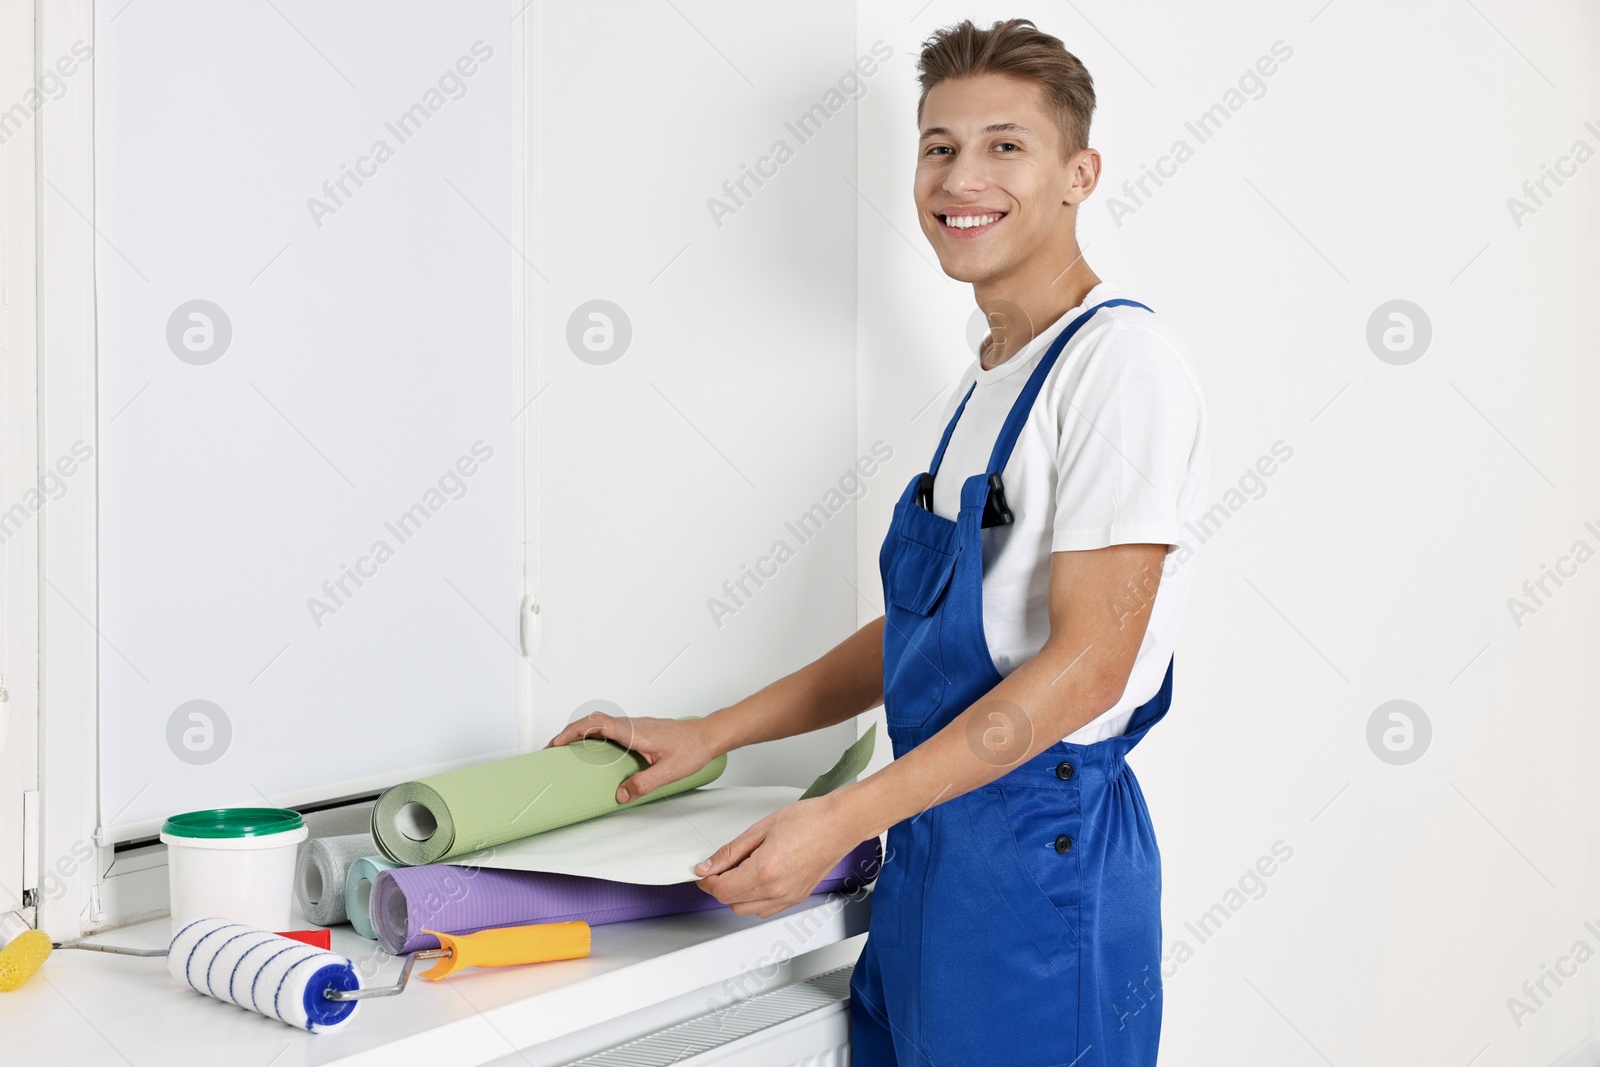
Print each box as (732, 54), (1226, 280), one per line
(927, 381), (976, 476)
(1116, 655), (1175, 747)
(985, 298), (1152, 476)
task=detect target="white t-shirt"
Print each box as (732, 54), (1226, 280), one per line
(929, 281), (1210, 744)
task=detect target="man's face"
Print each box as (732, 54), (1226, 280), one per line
(914, 73), (1091, 286)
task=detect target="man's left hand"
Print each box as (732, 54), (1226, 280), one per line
(694, 794), (863, 918)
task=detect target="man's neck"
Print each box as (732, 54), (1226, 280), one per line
(974, 253), (1101, 371)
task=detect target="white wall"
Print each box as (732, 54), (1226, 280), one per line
(857, 2), (1599, 1063)
(527, 1), (863, 786)
(6, 0), (868, 932)
(93, 0), (519, 838)
(0, 0), (40, 925)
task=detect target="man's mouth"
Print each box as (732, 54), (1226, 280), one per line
(939, 211), (1006, 235)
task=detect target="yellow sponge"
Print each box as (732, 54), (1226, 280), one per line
(0, 929), (52, 992)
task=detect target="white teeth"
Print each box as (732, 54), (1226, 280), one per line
(943, 213), (1001, 230)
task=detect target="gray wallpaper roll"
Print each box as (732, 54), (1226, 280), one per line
(295, 833), (377, 926)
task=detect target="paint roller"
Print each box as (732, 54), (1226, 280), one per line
(0, 925), (332, 991)
(0, 915), (590, 1031)
(0, 923), (359, 1030)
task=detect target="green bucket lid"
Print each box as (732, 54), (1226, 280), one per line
(161, 807), (304, 840)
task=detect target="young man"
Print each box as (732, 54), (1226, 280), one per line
(548, 18), (1208, 1066)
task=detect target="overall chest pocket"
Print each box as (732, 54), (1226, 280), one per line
(881, 500), (960, 615)
(880, 502), (960, 729)
(884, 536), (957, 616)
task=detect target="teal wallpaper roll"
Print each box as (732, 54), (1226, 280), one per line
(344, 854), (398, 939)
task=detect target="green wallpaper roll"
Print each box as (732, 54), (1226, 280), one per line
(372, 738), (728, 866)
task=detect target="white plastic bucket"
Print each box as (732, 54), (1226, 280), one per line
(161, 808), (308, 933)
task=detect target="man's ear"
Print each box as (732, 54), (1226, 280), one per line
(1063, 148), (1101, 205)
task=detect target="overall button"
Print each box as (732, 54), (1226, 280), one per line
(1054, 835), (1073, 854)
(1055, 761), (1074, 780)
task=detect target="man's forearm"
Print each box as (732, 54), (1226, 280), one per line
(828, 634), (1123, 840)
(830, 543), (1165, 838)
(701, 616), (886, 757)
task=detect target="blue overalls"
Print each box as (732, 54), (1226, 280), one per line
(849, 299), (1176, 1066)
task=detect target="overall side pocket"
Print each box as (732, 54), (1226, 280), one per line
(967, 782), (1084, 947)
(994, 781), (1085, 941)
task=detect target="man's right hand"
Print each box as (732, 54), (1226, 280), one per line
(544, 711), (722, 804)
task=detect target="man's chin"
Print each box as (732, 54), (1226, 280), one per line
(933, 252), (1010, 286)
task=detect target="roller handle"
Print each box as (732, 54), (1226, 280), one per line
(419, 920), (590, 980)
(324, 920), (594, 999)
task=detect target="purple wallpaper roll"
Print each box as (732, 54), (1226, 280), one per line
(373, 836), (882, 955)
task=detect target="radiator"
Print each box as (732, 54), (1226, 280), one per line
(566, 964), (854, 1066)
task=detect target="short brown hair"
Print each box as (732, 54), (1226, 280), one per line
(916, 19), (1096, 159)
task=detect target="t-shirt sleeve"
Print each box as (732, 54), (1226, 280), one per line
(1050, 322), (1201, 552)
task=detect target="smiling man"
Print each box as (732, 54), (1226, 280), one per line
(548, 18), (1209, 1066)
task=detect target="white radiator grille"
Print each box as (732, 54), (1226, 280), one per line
(567, 965), (854, 1066)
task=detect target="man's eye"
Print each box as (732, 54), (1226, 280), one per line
(925, 145), (952, 156)
(995, 142), (1019, 152)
